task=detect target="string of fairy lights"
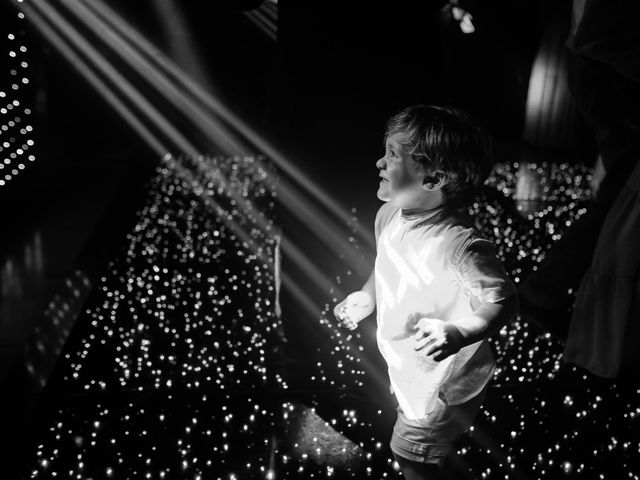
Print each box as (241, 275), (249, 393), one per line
(1, 4), (36, 187)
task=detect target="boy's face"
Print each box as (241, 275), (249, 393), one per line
(376, 133), (428, 208)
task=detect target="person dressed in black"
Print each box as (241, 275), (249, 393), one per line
(518, 0), (640, 378)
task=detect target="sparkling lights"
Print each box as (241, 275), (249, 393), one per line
(56, 155), (286, 393)
(456, 161), (639, 479)
(1, 4), (36, 187)
(21, 159), (640, 479)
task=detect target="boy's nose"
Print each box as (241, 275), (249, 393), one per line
(376, 157), (386, 169)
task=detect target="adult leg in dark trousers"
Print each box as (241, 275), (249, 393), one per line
(518, 53), (640, 339)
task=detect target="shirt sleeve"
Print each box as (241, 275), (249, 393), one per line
(454, 238), (516, 304)
(374, 202), (398, 246)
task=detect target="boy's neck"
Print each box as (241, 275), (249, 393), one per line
(401, 205), (444, 218)
(401, 193), (445, 216)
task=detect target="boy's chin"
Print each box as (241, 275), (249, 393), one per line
(377, 191), (405, 207)
(376, 186), (391, 202)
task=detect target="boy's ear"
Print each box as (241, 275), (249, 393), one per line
(422, 171), (447, 190)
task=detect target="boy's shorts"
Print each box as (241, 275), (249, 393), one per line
(390, 386), (487, 465)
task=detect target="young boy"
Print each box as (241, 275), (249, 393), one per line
(334, 105), (518, 480)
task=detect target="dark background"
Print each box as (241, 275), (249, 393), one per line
(7, 0), (594, 225)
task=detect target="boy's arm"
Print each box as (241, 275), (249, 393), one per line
(415, 238), (518, 360)
(333, 270), (376, 329)
(360, 270), (376, 302)
(452, 293), (518, 346)
(414, 295), (518, 361)
(334, 201), (389, 329)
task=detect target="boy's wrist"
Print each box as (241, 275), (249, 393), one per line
(450, 315), (487, 346)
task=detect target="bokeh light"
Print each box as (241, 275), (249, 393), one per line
(20, 158), (640, 479)
(0, 8), (35, 188)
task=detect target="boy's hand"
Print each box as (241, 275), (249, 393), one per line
(333, 298), (359, 330)
(414, 317), (464, 361)
(333, 291), (373, 331)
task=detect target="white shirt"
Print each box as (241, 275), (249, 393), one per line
(374, 202), (515, 420)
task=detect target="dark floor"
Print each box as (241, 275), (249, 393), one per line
(1, 151), (638, 480)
